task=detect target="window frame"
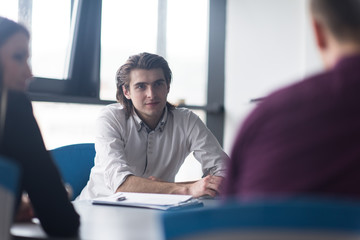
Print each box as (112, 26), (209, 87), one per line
(27, 0), (227, 145)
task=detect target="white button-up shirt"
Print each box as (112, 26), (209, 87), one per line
(77, 103), (229, 200)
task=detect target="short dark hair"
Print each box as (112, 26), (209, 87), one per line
(115, 52), (175, 118)
(310, 0), (360, 42)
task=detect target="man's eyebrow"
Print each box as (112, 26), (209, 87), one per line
(154, 79), (166, 83)
(133, 79), (165, 86)
(133, 82), (146, 86)
(132, 81), (149, 87)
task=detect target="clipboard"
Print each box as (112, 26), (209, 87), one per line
(92, 192), (204, 211)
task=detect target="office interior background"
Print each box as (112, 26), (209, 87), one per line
(0, 0), (323, 181)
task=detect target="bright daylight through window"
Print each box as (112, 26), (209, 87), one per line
(0, 0), (72, 80)
(100, 0), (209, 108)
(0, 0), (210, 181)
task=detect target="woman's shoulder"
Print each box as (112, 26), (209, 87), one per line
(5, 90), (32, 116)
(6, 90), (31, 107)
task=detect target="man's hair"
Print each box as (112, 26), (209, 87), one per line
(115, 52), (175, 118)
(310, 0), (360, 43)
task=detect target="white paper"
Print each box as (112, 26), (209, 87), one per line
(92, 192), (202, 210)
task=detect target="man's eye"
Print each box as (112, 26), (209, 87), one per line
(136, 84), (145, 89)
(154, 82), (164, 87)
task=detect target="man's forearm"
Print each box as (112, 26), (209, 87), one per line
(116, 175), (224, 198)
(116, 175), (189, 195)
(175, 180), (196, 184)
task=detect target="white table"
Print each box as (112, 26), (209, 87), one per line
(11, 198), (220, 240)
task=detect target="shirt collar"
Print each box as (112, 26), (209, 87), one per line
(131, 107), (168, 132)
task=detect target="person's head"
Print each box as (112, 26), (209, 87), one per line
(0, 17), (32, 91)
(116, 52), (174, 125)
(310, 0), (360, 68)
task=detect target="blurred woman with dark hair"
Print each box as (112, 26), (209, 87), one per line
(0, 16), (79, 237)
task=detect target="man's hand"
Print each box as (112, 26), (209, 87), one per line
(187, 175), (224, 198)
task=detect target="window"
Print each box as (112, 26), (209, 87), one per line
(166, 0), (209, 106)
(2, 0), (225, 147)
(32, 102), (102, 149)
(2, 0), (226, 181)
(100, 0), (209, 107)
(0, 0), (18, 20)
(100, 0), (158, 101)
(30, 0), (72, 79)
(0, 0), (72, 79)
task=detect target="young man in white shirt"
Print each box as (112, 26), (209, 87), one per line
(78, 52), (228, 200)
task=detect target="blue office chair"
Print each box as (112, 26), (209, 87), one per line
(50, 143), (95, 200)
(161, 197), (360, 240)
(0, 155), (20, 240)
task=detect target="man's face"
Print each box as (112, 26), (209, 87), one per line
(123, 68), (169, 127)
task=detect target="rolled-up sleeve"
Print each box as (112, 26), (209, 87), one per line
(94, 108), (134, 193)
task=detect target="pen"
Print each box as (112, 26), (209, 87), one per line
(117, 196), (126, 201)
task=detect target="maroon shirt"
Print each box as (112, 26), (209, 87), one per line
(224, 54), (360, 200)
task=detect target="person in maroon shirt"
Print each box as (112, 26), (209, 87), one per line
(224, 0), (360, 200)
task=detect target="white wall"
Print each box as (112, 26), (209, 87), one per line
(224, 0), (323, 153)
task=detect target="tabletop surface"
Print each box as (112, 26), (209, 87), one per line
(11, 197), (221, 240)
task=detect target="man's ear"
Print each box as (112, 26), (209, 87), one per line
(312, 17), (327, 51)
(122, 85), (131, 99)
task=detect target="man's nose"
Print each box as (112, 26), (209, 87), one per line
(146, 86), (156, 98)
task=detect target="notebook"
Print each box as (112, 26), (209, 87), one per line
(92, 192), (203, 211)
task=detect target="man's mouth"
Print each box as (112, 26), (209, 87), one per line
(146, 102), (159, 106)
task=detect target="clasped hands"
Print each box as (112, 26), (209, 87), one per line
(187, 175), (224, 198)
(149, 175), (224, 198)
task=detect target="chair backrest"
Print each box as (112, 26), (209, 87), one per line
(0, 155), (20, 240)
(50, 143), (95, 200)
(161, 198), (360, 240)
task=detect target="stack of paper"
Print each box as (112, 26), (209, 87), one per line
(92, 192), (203, 210)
